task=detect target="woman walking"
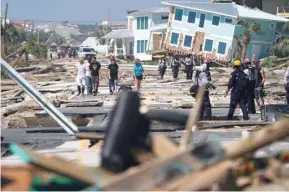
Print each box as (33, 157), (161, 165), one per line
(133, 59), (145, 92)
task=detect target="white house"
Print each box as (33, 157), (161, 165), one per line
(102, 7), (170, 61)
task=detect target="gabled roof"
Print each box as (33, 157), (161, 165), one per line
(162, 1), (238, 17)
(236, 5), (289, 22)
(101, 29), (133, 39)
(128, 7), (170, 16)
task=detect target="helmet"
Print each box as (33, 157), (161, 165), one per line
(204, 58), (212, 63)
(233, 60), (241, 67)
(243, 58), (251, 63)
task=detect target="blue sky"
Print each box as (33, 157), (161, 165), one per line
(1, 0), (207, 24)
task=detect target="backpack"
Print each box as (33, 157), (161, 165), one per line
(190, 70), (201, 98)
(134, 64), (143, 77)
(236, 70), (249, 90)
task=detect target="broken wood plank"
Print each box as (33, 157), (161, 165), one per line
(66, 101), (103, 108)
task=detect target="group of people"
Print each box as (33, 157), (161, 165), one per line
(191, 57), (267, 121)
(75, 56), (146, 97)
(157, 54), (196, 80)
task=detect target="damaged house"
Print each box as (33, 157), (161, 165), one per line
(161, 1), (288, 61)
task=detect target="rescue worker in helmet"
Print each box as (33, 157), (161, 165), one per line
(243, 58), (256, 114)
(225, 60), (249, 120)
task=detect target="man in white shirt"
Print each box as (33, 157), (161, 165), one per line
(284, 67), (289, 104)
(75, 58), (86, 97)
(84, 59), (92, 95)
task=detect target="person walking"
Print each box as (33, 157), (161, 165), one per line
(243, 58), (256, 114)
(85, 59), (92, 95)
(185, 55), (194, 80)
(284, 67), (289, 104)
(75, 58), (86, 97)
(133, 58), (145, 92)
(225, 60), (249, 120)
(89, 56), (101, 96)
(158, 56), (167, 79)
(254, 60), (265, 108)
(171, 54), (180, 80)
(107, 59), (119, 95)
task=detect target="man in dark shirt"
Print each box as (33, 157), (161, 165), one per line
(89, 57), (101, 96)
(107, 59), (119, 95)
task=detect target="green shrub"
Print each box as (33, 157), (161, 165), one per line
(272, 39), (289, 58)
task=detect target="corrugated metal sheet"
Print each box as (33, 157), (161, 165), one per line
(162, 1), (238, 17)
(101, 29), (134, 39)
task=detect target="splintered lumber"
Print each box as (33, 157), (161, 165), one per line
(9, 144), (98, 185)
(100, 148), (203, 191)
(1, 165), (33, 191)
(66, 101), (103, 108)
(74, 133), (104, 140)
(152, 119), (289, 191)
(180, 85), (205, 149)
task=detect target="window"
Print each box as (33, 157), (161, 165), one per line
(174, 8), (183, 21)
(137, 40), (148, 53)
(137, 16), (148, 30)
(183, 35), (193, 47)
(266, 47), (270, 52)
(161, 16), (169, 20)
(199, 13), (206, 28)
(187, 11), (196, 24)
(170, 32), (179, 45)
(217, 42), (227, 54)
(212, 16), (220, 26)
(224, 18), (232, 24)
(204, 39), (213, 52)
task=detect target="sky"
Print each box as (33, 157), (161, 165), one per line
(1, 0), (208, 24)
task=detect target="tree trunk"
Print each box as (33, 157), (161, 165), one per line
(11, 50), (25, 68)
(241, 42), (248, 61)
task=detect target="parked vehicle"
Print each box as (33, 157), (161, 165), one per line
(77, 47), (96, 60)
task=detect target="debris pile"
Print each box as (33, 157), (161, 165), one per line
(1, 91), (289, 191)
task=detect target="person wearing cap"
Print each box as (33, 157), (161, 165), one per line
(243, 58), (256, 114)
(254, 60), (265, 107)
(284, 67), (289, 104)
(225, 60), (249, 120)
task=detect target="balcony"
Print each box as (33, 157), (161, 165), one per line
(277, 6), (289, 18)
(150, 19), (168, 31)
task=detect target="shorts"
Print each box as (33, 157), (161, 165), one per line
(254, 87), (265, 100)
(76, 77), (86, 86)
(136, 76), (143, 80)
(91, 75), (99, 84)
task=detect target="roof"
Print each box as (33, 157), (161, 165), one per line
(101, 29), (133, 39)
(236, 5), (289, 22)
(162, 1), (238, 17)
(100, 20), (127, 26)
(129, 7), (170, 16)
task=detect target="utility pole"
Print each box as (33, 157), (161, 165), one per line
(37, 29), (40, 43)
(2, 2), (9, 58)
(107, 9), (111, 31)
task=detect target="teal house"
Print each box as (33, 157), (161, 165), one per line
(161, 1), (289, 61)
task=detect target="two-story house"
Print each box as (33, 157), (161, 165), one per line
(161, 1), (288, 61)
(102, 7), (170, 61)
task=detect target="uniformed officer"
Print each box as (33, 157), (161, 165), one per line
(170, 54), (180, 79)
(243, 58), (256, 114)
(225, 60), (249, 120)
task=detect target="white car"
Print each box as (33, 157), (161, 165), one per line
(78, 47), (96, 60)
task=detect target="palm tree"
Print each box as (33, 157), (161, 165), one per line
(238, 20), (261, 60)
(233, 35), (243, 60)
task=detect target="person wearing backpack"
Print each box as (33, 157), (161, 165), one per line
(254, 60), (265, 107)
(284, 67), (289, 104)
(225, 60), (249, 120)
(170, 54), (180, 80)
(158, 56), (167, 79)
(133, 58), (145, 92)
(243, 58), (256, 114)
(190, 64), (213, 120)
